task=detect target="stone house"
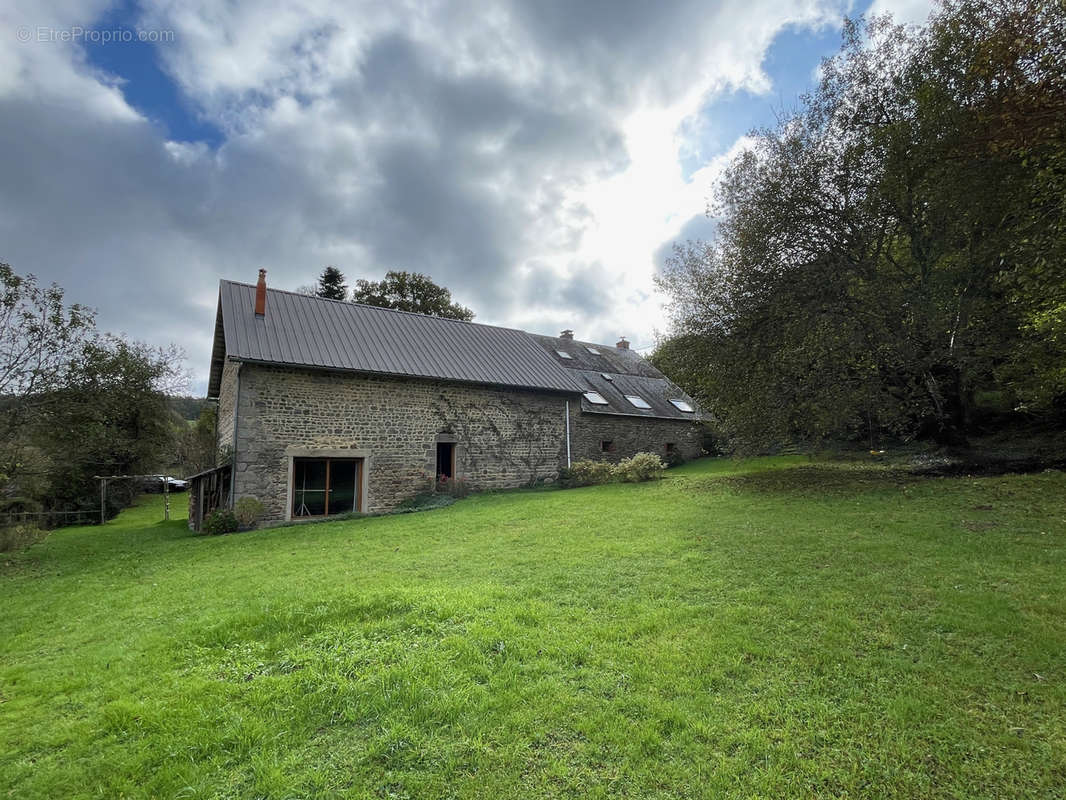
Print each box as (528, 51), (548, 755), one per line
(188, 271), (706, 530)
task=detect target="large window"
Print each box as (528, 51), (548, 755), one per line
(292, 457), (361, 518)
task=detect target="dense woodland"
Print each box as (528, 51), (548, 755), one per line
(653, 0), (1065, 451)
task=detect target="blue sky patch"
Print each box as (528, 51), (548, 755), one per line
(81, 0), (223, 147)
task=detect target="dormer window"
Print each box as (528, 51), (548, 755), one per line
(669, 399), (694, 412)
(625, 394), (651, 409)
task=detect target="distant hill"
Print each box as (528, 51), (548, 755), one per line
(168, 395), (209, 422)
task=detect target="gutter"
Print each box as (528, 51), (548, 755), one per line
(564, 400), (571, 468)
(228, 362), (242, 508)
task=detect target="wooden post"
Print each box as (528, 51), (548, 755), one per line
(163, 475), (170, 522)
(100, 478), (106, 525)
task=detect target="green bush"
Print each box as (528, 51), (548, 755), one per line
(614, 452), (666, 482)
(0, 523), (46, 553)
(233, 496), (265, 529)
(566, 460), (616, 487)
(202, 509), (239, 536)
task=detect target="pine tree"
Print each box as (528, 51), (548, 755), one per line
(315, 266), (348, 301)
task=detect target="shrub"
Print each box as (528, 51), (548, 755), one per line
(0, 522), (46, 552)
(613, 452), (666, 482)
(567, 460), (616, 487)
(436, 475), (471, 498)
(234, 496), (265, 529)
(202, 509), (239, 536)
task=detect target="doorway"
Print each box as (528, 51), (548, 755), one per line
(436, 442), (455, 480)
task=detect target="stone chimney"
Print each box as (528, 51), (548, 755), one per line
(560, 329), (574, 340)
(616, 336), (629, 350)
(254, 269), (267, 316)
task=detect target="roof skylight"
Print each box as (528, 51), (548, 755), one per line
(555, 350), (572, 359)
(586, 347), (601, 355)
(601, 373), (613, 381)
(669, 399), (695, 412)
(625, 394), (651, 409)
(583, 391), (608, 405)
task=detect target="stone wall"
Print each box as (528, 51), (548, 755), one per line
(229, 364), (571, 523)
(215, 360), (239, 453)
(569, 409), (703, 463)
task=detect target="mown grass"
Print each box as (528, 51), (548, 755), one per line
(2, 456), (1064, 798)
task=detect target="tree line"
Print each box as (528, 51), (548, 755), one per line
(653, 0), (1065, 450)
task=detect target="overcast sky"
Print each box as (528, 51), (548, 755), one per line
(1, 0), (931, 394)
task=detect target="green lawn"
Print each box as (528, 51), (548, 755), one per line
(2, 457), (1065, 798)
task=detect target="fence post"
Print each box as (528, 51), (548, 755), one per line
(163, 476), (170, 521)
(100, 478), (106, 525)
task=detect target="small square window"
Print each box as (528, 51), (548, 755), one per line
(555, 350), (572, 359)
(665, 442), (676, 454)
(625, 394), (651, 409)
(600, 440), (615, 452)
(583, 391), (608, 405)
(586, 346), (601, 355)
(669, 398), (694, 412)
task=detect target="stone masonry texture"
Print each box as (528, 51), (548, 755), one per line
(216, 362), (705, 525)
(226, 364), (570, 523)
(568, 409), (703, 463)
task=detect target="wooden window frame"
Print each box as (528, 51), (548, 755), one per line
(290, 456), (363, 519)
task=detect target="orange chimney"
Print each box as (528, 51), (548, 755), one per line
(616, 336), (629, 350)
(254, 269), (267, 316)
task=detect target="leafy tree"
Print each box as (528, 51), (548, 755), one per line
(315, 266), (349, 301)
(351, 271), (475, 321)
(35, 336), (184, 515)
(657, 0), (1066, 448)
(0, 264), (94, 489)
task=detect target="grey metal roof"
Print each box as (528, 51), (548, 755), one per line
(208, 281), (585, 396)
(529, 334), (663, 377)
(532, 334), (707, 421)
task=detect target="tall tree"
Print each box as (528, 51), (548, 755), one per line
(657, 0), (1066, 448)
(0, 264), (94, 488)
(35, 336), (184, 514)
(351, 271), (474, 321)
(315, 266), (349, 301)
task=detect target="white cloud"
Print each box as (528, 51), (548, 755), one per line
(867, 0), (933, 26)
(1, 0), (852, 389)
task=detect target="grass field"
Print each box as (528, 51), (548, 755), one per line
(2, 457), (1065, 798)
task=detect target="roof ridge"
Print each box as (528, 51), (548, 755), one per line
(221, 279), (530, 335)
(533, 332), (633, 353)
